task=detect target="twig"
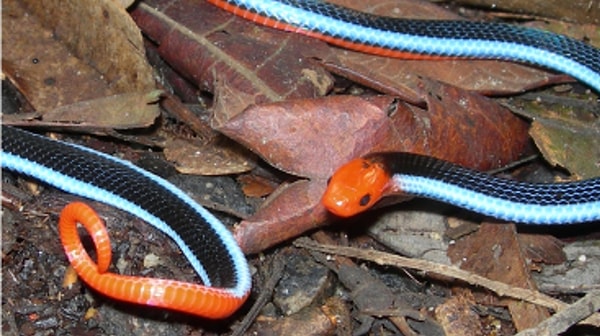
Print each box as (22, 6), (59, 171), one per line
(230, 254), (286, 336)
(293, 237), (600, 326)
(515, 291), (600, 336)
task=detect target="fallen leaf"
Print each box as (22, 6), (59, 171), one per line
(130, 0), (334, 125)
(164, 137), (255, 175)
(237, 174), (280, 198)
(220, 95), (399, 179)
(530, 118), (600, 179)
(42, 91), (161, 129)
(231, 79), (532, 253)
(222, 80), (531, 179)
(235, 179), (328, 254)
(2, 0), (156, 127)
(447, 224), (551, 331)
(518, 234), (566, 265)
(435, 292), (483, 336)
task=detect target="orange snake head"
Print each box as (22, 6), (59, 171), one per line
(322, 158), (391, 217)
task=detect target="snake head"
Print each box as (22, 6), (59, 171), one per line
(322, 158), (391, 217)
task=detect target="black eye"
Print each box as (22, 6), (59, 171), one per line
(326, 177), (331, 185)
(359, 194), (371, 206)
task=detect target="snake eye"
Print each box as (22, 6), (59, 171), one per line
(326, 177), (331, 185)
(359, 194), (371, 207)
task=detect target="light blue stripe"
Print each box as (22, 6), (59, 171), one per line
(2, 147), (251, 298)
(228, 0), (600, 92)
(393, 174), (600, 224)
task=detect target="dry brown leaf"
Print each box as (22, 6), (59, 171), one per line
(222, 80), (531, 181)
(163, 138), (255, 175)
(2, 0), (157, 128)
(448, 224), (551, 331)
(237, 174), (280, 198)
(18, 0), (152, 92)
(232, 80), (532, 253)
(42, 91), (161, 129)
(130, 0), (334, 125)
(435, 292), (484, 336)
(220, 95), (398, 179)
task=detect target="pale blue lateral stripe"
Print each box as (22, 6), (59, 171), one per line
(225, 0), (600, 92)
(393, 174), (600, 224)
(2, 151), (251, 298)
